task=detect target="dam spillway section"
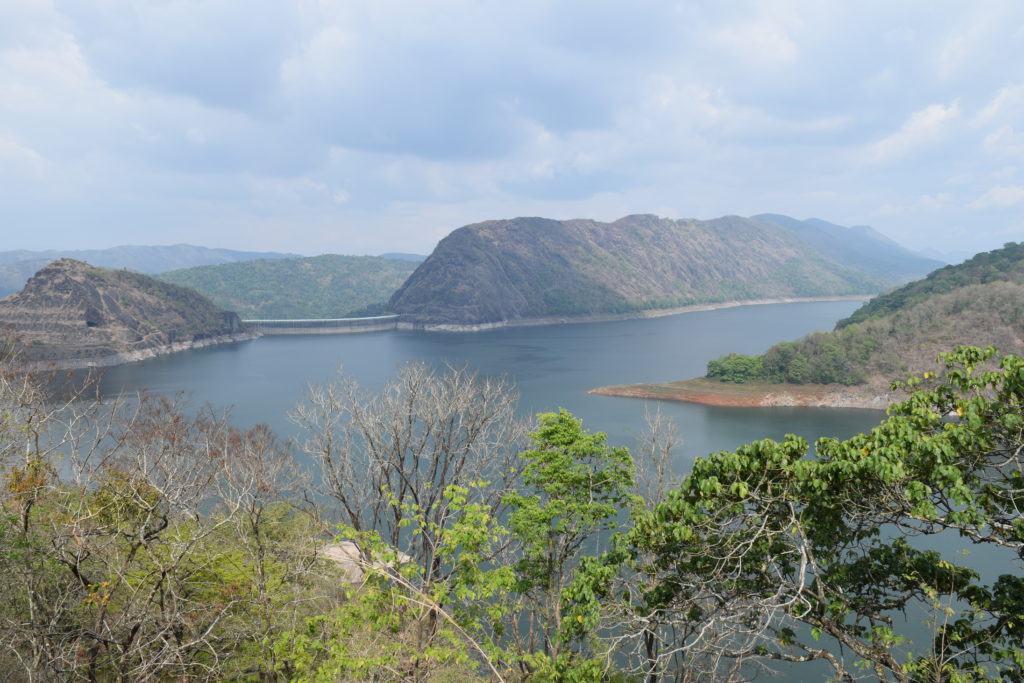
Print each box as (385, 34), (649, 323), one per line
(243, 315), (399, 335)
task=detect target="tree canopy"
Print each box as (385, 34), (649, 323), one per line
(2, 347), (1023, 680)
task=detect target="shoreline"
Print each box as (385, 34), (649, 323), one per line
(398, 294), (872, 332)
(13, 296), (872, 371)
(589, 377), (896, 410)
(21, 332), (259, 372)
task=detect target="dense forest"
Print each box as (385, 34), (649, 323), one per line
(2, 346), (1023, 681)
(706, 242), (1024, 386)
(158, 255), (418, 319)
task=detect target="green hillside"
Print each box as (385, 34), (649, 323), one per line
(158, 255), (418, 319)
(705, 242), (1024, 386)
(836, 241), (1024, 327)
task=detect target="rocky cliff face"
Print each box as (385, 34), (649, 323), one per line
(389, 214), (887, 325)
(0, 259), (250, 367)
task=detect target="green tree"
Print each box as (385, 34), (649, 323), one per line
(504, 409), (637, 675)
(706, 353), (764, 383)
(572, 346), (1024, 681)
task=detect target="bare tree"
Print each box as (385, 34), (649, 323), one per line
(0, 358), (326, 682)
(633, 408), (683, 506)
(291, 362), (527, 585)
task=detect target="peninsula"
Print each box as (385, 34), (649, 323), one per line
(592, 242), (1024, 409)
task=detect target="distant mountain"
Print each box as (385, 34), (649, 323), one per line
(157, 255), (419, 319)
(919, 247), (971, 265)
(0, 259), (248, 367)
(378, 252), (427, 263)
(751, 214), (943, 282)
(389, 214), (889, 326)
(0, 245), (300, 298)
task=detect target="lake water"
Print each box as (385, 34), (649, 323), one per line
(96, 299), (989, 679)
(98, 300), (885, 472)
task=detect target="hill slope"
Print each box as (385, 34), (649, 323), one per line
(752, 214), (943, 281)
(709, 242), (1024, 385)
(592, 242), (1024, 408)
(158, 255), (419, 319)
(836, 242), (1024, 327)
(0, 245), (299, 298)
(389, 214), (887, 326)
(0, 259), (249, 367)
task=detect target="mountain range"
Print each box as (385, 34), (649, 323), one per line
(0, 245), (300, 298)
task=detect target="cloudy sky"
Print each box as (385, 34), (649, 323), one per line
(2, 1), (1022, 258)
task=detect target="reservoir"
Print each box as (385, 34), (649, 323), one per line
(96, 298), (977, 679)
(98, 299), (885, 472)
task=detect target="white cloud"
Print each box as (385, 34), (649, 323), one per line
(973, 83), (1024, 125)
(970, 184), (1024, 209)
(0, 134), (47, 178)
(0, 1), (1022, 256)
(864, 101), (961, 163)
(711, 21), (799, 67)
(876, 193), (953, 216)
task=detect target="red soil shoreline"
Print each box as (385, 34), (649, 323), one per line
(589, 377), (895, 410)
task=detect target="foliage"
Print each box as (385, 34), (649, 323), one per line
(159, 254), (418, 319)
(838, 241), (1024, 327)
(0, 368), (325, 681)
(275, 483), (515, 681)
(705, 353), (763, 383)
(578, 346), (1024, 681)
(504, 410), (637, 673)
(706, 278), (1024, 386)
(4, 343), (1024, 682)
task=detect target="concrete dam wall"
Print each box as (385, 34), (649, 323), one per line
(244, 315), (399, 335)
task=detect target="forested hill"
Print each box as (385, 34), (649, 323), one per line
(705, 242), (1024, 386)
(389, 214), (893, 326)
(0, 259), (245, 365)
(158, 255), (419, 319)
(836, 241), (1024, 327)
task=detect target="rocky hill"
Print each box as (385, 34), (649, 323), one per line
(158, 255), (418, 319)
(389, 214), (890, 326)
(0, 259), (251, 368)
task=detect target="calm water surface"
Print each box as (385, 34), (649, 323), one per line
(99, 300), (967, 679)
(99, 300), (885, 472)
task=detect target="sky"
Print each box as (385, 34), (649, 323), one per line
(1, 1), (1022, 259)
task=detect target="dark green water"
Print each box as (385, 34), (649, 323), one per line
(99, 300), (885, 471)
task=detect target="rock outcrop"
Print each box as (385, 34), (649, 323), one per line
(389, 214), (892, 326)
(0, 259), (252, 368)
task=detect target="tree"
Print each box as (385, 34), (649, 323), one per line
(0, 360), (325, 681)
(290, 362), (527, 676)
(504, 409), (637, 675)
(570, 346), (1024, 681)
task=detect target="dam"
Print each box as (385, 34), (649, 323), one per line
(244, 315), (399, 335)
